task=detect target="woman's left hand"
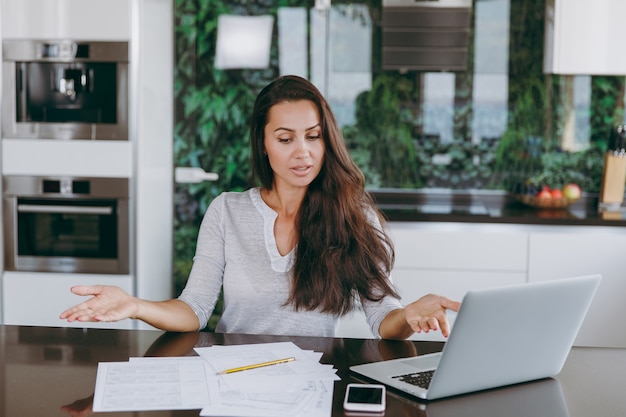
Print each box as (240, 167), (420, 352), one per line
(404, 294), (461, 337)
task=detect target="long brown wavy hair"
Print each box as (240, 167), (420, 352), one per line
(250, 75), (399, 316)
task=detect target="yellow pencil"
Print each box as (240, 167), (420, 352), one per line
(217, 356), (296, 375)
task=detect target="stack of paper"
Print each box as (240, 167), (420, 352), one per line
(196, 341), (338, 416)
(92, 341), (338, 417)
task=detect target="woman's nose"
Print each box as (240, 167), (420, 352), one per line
(294, 138), (310, 158)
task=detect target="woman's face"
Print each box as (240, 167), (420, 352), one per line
(263, 100), (325, 191)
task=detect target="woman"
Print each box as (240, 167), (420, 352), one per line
(61, 75), (460, 339)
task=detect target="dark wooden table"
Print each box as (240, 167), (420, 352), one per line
(1, 325), (624, 416)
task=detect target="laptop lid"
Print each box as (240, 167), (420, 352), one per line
(350, 274), (601, 400)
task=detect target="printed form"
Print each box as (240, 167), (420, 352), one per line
(91, 341), (337, 417)
(93, 356), (213, 411)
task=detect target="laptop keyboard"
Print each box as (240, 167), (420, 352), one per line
(392, 370), (435, 389)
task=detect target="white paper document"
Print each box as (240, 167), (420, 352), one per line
(91, 341), (337, 417)
(195, 342), (337, 417)
(92, 356), (213, 412)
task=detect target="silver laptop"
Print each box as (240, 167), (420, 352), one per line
(350, 274), (601, 401)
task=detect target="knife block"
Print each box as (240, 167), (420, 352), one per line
(599, 151), (626, 207)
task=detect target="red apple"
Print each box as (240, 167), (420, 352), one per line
(537, 189), (552, 199)
(550, 188), (563, 199)
(562, 183), (582, 199)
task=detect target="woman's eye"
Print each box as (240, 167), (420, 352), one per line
(278, 138), (292, 143)
(307, 135), (321, 140)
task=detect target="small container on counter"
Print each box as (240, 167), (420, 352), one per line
(599, 124), (626, 209)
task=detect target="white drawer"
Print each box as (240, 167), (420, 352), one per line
(2, 271), (134, 329)
(388, 223), (528, 272)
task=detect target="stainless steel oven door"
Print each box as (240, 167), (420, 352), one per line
(3, 176), (129, 274)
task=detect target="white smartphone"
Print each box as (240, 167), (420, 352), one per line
(343, 383), (386, 413)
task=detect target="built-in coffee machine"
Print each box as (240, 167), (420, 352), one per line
(1, 40), (128, 140)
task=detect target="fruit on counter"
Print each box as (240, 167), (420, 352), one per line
(513, 181), (581, 196)
(562, 183), (582, 199)
(536, 189), (552, 199)
(511, 180), (581, 208)
(550, 188), (563, 199)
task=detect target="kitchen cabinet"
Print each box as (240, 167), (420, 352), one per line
(528, 227), (626, 348)
(1, 139), (132, 177)
(336, 222), (626, 348)
(2, 271), (134, 329)
(543, 0), (626, 75)
(0, 0), (173, 331)
(0, 0), (130, 40)
(336, 222), (529, 341)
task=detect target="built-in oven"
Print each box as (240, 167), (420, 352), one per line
(2, 39), (128, 140)
(3, 176), (130, 274)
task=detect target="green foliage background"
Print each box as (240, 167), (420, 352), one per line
(173, 0), (625, 329)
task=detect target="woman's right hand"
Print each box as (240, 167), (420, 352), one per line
(60, 285), (138, 323)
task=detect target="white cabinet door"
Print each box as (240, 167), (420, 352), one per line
(544, 0), (626, 75)
(528, 229), (626, 348)
(1, 139), (133, 177)
(1, 0), (131, 40)
(2, 271), (134, 329)
(389, 223), (528, 272)
(336, 269), (527, 341)
(396, 269), (527, 342)
(336, 223), (529, 340)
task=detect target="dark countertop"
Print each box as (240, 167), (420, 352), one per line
(371, 189), (626, 227)
(2, 325), (626, 416)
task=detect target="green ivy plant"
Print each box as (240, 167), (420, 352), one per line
(344, 73), (422, 188)
(525, 146), (605, 191)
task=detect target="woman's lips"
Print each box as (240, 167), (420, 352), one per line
(290, 165), (313, 176)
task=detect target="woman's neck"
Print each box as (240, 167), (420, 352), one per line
(261, 186), (305, 218)
(261, 186), (305, 255)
